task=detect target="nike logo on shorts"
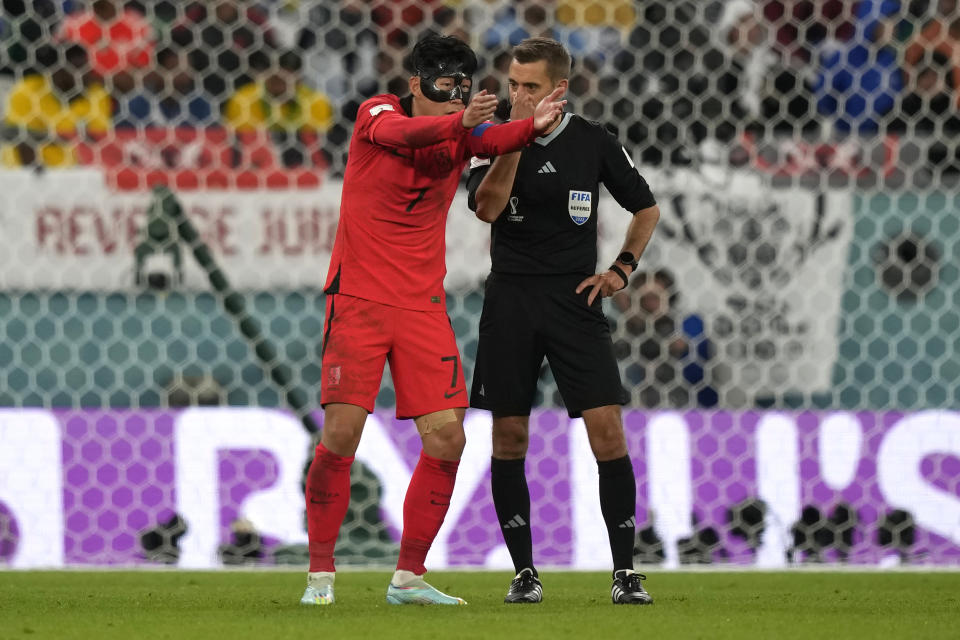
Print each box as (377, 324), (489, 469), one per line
(443, 389), (464, 399)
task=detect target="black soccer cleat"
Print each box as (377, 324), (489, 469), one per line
(504, 568), (543, 603)
(611, 570), (653, 605)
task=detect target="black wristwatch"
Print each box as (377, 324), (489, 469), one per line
(616, 251), (639, 270)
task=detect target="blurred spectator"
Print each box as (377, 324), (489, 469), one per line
(2, 43), (109, 167)
(553, 0), (634, 68)
(905, 0), (960, 94)
(764, 0), (858, 66)
(814, 0), (905, 133)
(114, 48), (214, 128)
(370, 0), (450, 51)
(58, 0), (154, 93)
(472, 1), (558, 98)
(435, 3), (471, 43)
(271, 1), (379, 99)
(170, 0), (278, 102)
(712, 2), (784, 138)
(902, 0), (960, 130)
(367, 4), (472, 99)
(1, 0), (63, 75)
(555, 0), (637, 28)
(717, 0), (774, 119)
(708, 0), (828, 142)
(145, 0), (179, 26)
(224, 50), (333, 168)
(612, 270), (718, 408)
(480, 3), (558, 51)
(620, 1), (715, 164)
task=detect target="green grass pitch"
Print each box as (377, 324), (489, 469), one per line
(1, 571), (958, 639)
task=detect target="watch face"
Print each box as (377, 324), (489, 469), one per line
(618, 252), (636, 265)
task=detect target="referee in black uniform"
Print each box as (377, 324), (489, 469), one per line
(467, 37), (660, 605)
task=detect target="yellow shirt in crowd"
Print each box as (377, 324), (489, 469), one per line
(555, 0), (636, 27)
(2, 74), (110, 167)
(225, 82), (334, 134)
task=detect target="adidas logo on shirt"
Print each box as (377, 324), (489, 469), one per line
(537, 161), (557, 174)
(502, 514), (527, 529)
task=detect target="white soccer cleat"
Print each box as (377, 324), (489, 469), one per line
(386, 572), (466, 605)
(300, 572), (335, 605)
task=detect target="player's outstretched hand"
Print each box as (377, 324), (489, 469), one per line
(533, 86), (567, 133)
(576, 270), (627, 305)
(462, 90), (498, 128)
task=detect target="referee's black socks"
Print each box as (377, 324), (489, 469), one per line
(598, 455), (637, 573)
(491, 457), (536, 576)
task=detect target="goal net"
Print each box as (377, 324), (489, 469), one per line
(0, 0), (957, 569)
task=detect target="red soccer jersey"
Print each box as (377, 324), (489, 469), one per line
(324, 94), (538, 311)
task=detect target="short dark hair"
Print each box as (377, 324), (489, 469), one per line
(404, 34), (477, 76)
(513, 37), (571, 81)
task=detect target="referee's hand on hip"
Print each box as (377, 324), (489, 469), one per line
(576, 268), (629, 305)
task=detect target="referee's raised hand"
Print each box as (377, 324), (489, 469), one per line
(576, 268), (628, 305)
(510, 92), (536, 121)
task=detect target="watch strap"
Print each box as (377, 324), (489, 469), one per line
(617, 251), (639, 270)
(609, 264), (629, 289)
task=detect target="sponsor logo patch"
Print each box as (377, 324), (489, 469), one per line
(368, 104), (395, 117)
(568, 190), (592, 225)
(538, 161), (557, 174)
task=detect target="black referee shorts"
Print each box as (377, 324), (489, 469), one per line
(469, 272), (628, 418)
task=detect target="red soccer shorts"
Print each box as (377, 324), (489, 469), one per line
(320, 294), (467, 419)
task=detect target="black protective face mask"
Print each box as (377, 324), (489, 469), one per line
(418, 60), (472, 104)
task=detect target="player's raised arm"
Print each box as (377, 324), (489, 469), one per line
(368, 88), (507, 149)
(466, 86), (566, 158)
(469, 93), (537, 222)
(366, 106), (467, 149)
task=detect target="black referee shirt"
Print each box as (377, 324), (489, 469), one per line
(467, 113), (656, 276)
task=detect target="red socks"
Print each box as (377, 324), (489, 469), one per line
(306, 445), (459, 575)
(397, 451), (460, 575)
(305, 443), (354, 573)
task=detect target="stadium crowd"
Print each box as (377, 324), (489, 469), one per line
(0, 0), (958, 174)
(0, 0), (955, 410)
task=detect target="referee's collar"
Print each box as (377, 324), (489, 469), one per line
(534, 112), (571, 146)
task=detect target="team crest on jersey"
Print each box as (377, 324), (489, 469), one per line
(568, 190), (592, 225)
(432, 147), (454, 173)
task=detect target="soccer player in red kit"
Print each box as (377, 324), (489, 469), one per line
(300, 35), (566, 606)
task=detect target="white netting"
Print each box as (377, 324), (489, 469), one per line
(0, 1), (958, 569)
